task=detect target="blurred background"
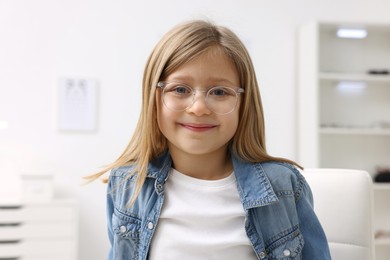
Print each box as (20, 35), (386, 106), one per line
(1, 0), (390, 259)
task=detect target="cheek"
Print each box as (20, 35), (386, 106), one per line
(156, 102), (173, 137)
(221, 112), (240, 139)
(229, 116), (240, 136)
(231, 107), (240, 128)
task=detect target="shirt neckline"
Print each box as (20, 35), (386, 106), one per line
(170, 168), (236, 188)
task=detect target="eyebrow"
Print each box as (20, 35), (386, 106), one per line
(167, 76), (237, 86)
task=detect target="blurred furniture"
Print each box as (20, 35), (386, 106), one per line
(303, 168), (375, 260)
(298, 21), (390, 259)
(0, 199), (78, 260)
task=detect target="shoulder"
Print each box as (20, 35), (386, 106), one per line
(108, 165), (136, 186)
(107, 165), (137, 196)
(232, 155), (303, 187)
(107, 164), (160, 198)
(110, 165), (135, 179)
(260, 161), (303, 182)
(259, 161), (307, 199)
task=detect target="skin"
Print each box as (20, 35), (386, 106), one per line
(156, 46), (241, 180)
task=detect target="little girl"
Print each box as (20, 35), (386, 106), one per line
(89, 20), (331, 260)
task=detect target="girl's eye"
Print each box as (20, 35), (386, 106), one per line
(168, 84), (192, 95)
(209, 87), (232, 96)
(174, 86), (190, 94)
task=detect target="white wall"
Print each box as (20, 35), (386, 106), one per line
(1, 0), (389, 259)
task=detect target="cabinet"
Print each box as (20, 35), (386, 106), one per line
(298, 21), (390, 259)
(374, 184), (390, 259)
(0, 200), (78, 260)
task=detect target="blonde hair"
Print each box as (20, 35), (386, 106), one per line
(86, 20), (301, 203)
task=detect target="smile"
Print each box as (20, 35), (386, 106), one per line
(179, 123), (217, 132)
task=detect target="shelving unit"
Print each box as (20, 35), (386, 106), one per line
(298, 21), (390, 260)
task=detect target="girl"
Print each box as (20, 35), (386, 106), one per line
(88, 20), (331, 260)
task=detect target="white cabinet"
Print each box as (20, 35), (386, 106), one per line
(298, 21), (390, 259)
(374, 184), (390, 259)
(0, 200), (78, 260)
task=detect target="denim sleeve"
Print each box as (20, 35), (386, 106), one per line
(106, 176), (114, 260)
(296, 179), (332, 260)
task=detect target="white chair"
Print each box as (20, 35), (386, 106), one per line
(303, 169), (375, 260)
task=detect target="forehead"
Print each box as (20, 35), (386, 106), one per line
(165, 46), (240, 86)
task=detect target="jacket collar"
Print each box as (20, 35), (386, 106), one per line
(147, 150), (171, 182)
(147, 150), (278, 210)
(231, 155), (279, 210)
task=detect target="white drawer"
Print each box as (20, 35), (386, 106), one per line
(0, 222), (75, 240)
(20, 257), (75, 260)
(20, 257), (74, 260)
(0, 239), (76, 258)
(0, 206), (75, 224)
(0, 257), (74, 260)
(0, 200), (78, 260)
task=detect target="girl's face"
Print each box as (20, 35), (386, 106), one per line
(157, 47), (241, 158)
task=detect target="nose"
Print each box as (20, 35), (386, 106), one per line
(186, 90), (212, 116)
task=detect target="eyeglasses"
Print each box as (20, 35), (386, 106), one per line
(157, 81), (244, 115)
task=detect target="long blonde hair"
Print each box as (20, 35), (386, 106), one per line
(86, 20), (301, 203)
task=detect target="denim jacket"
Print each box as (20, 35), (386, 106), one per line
(106, 152), (331, 260)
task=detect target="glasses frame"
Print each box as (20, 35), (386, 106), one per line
(157, 81), (244, 115)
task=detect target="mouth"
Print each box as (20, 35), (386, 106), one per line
(179, 123), (217, 132)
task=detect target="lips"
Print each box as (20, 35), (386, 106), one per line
(179, 123), (217, 132)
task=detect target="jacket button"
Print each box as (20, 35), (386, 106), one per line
(119, 225), (127, 233)
(283, 249), (291, 256)
(147, 222), (154, 230)
(156, 183), (164, 193)
(259, 251), (266, 259)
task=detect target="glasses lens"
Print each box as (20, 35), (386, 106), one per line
(162, 83), (193, 111)
(206, 87), (238, 114)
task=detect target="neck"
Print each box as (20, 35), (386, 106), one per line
(168, 146), (233, 180)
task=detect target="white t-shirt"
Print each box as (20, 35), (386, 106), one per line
(148, 168), (257, 260)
